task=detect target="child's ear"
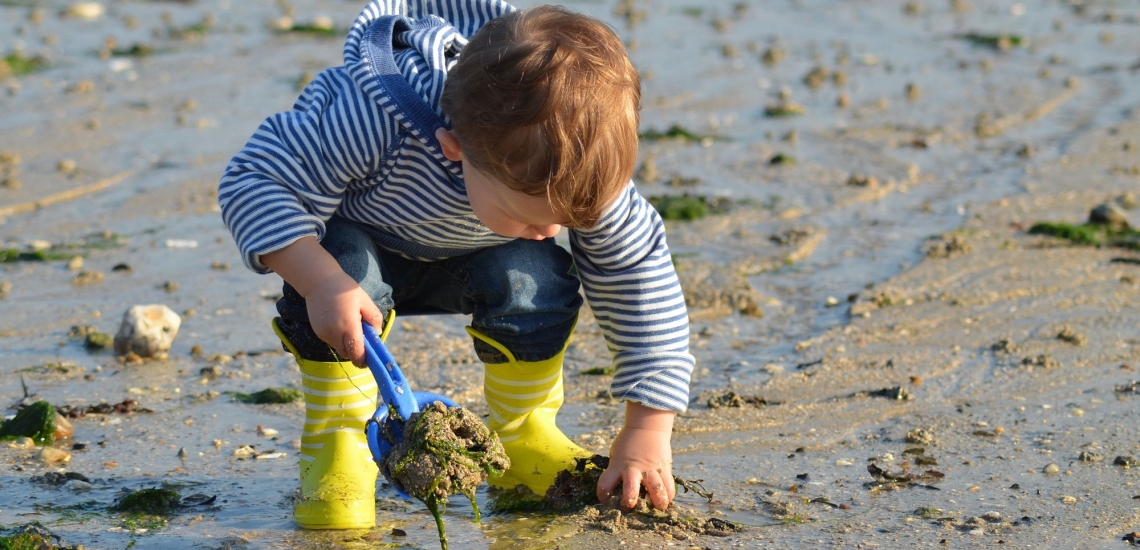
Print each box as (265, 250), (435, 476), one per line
(435, 128), (463, 162)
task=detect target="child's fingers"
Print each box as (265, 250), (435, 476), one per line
(595, 466), (621, 503)
(619, 467), (642, 508)
(342, 324), (366, 367)
(361, 302), (384, 331)
(643, 469), (671, 510)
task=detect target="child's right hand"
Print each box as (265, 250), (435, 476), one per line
(261, 237), (384, 367)
(304, 271), (385, 367)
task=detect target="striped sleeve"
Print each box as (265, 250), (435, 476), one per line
(218, 67), (398, 273)
(570, 183), (695, 412)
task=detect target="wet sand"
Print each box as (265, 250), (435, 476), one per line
(1, 0), (1139, 548)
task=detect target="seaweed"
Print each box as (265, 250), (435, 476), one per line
(230, 387), (302, 404)
(277, 24), (342, 37)
(0, 401), (57, 444)
(1028, 222), (1140, 250)
(768, 153), (796, 165)
(764, 102), (806, 117)
(958, 32), (1025, 50)
(579, 365), (616, 376)
(111, 489), (182, 515)
(380, 402), (509, 550)
(0, 522), (81, 550)
(647, 194), (735, 221)
(109, 44), (164, 57)
(0, 249), (70, 263)
(649, 195), (708, 220)
(0, 52), (49, 79)
(638, 124), (726, 144)
(865, 462), (944, 491)
(85, 332), (113, 350)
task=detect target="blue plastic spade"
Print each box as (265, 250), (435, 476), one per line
(361, 322), (457, 494)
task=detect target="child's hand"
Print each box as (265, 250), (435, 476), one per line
(304, 271), (385, 367)
(597, 402), (676, 511)
(261, 237), (384, 367)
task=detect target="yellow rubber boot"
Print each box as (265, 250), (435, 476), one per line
(466, 326), (594, 496)
(273, 318), (383, 530)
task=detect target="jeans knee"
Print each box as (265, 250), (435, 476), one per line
(476, 240), (579, 306)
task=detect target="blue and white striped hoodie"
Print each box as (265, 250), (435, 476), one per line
(218, 0), (694, 412)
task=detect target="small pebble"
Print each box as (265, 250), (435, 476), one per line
(57, 159), (77, 174)
(1043, 463), (1060, 475)
(8, 436), (35, 449)
(906, 428), (936, 445)
(39, 447), (72, 463)
(66, 2), (105, 20)
(69, 480), (92, 491)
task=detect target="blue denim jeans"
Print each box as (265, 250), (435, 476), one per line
(276, 217), (583, 363)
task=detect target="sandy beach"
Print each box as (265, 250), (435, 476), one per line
(2, 0), (1139, 548)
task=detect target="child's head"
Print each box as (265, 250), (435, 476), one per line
(440, 5), (640, 229)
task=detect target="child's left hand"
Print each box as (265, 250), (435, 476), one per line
(596, 402), (676, 510)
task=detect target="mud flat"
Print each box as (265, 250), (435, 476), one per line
(2, 0), (1139, 548)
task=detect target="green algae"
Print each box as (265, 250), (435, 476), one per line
(34, 501), (102, 524)
(0, 52), (48, 79)
(580, 365), (616, 376)
(0, 233), (125, 264)
(1028, 221), (1140, 250)
(230, 387), (302, 404)
(913, 506), (945, 519)
(638, 124), (725, 143)
(0, 401), (57, 444)
(0, 249), (71, 263)
(0, 533), (54, 550)
(647, 194), (737, 221)
(17, 362), (81, 375)
(768, 153), (796, 165)
(381, 402), (509, 550)
(959, 32), (1025, 50)
(764, 102), (806, 117)
(111, 488), (182, 515)
(110, 44), (163, 57)
(0, 532), (78, 550)
(0, 523), (81, 550)
(650, 195), (708, 220)
(84, 332), (113, 350)
(278, 24), (342, 37)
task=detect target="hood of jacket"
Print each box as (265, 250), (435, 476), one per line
(342, 0), (515, 163)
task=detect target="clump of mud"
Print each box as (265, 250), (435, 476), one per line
(538, 455), (739, 541)
(676, 260), (765, 319)
(380, 401), (509, 549)
(580, 499), (743, 540)
(544, 455), (611, 510)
